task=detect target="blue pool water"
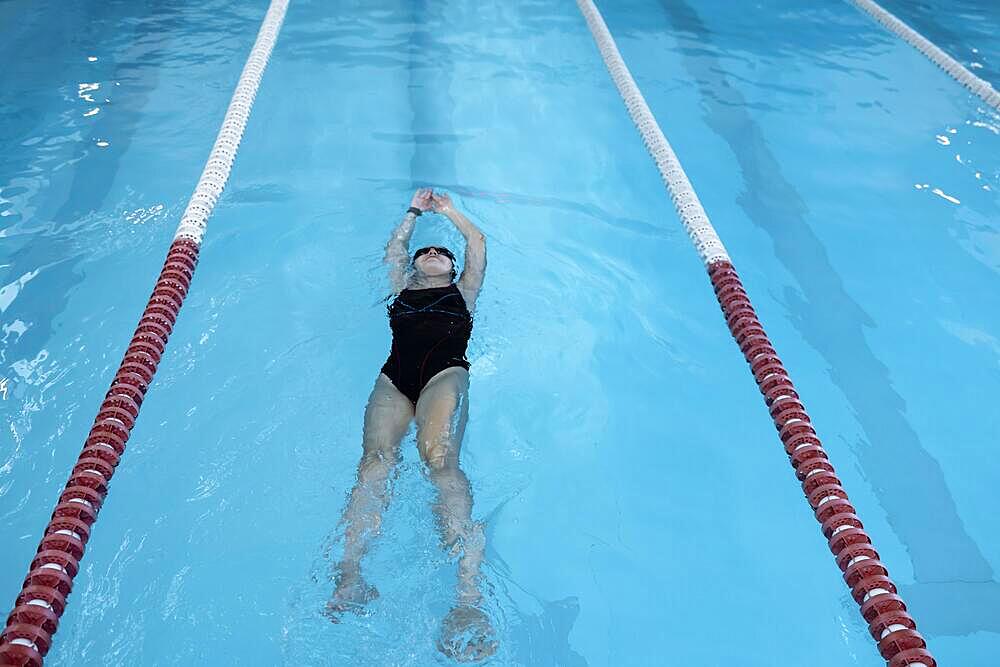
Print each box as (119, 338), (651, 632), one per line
(2, 0), (999, 664)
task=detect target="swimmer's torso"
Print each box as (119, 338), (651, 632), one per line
(380, 284), (472, 404)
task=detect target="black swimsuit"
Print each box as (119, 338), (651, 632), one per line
(381, 284), (473, 404)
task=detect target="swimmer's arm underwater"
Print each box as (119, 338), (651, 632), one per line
(431, 192), (486, 311)
(385, 188), (433, 293)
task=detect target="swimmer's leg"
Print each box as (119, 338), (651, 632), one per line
(415, 368), (497, 661)
(329, 373), (413, 618)
(415, 368), (480, 600)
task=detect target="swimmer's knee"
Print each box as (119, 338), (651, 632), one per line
(358, 449), (395, 478)
(422, 445), (450, 471)
(418, 436), (459, 472)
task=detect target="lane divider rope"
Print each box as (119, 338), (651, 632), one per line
(0, 1), (290, 664)
(574, 1), (935, 666)
(849, 0), (1000, 111)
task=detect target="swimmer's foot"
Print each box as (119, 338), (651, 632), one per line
(436, 604), (498, 663)
(325, 576), (379, 623)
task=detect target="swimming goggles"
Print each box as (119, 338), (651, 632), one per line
(412, 246), (456, 262)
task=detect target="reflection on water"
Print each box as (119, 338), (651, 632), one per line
(2, 0), (1000, 664)
(641, 0), (1000, 638)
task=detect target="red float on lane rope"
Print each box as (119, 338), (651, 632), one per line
(0, 239), (196, 664)
(1, 1), (290, 662)
(708, 261), (933, 666)
(576, 0), (935, 663)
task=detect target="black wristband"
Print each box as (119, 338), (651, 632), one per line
(407, 206), (423, 217)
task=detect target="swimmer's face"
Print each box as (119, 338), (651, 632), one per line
(413, 247), (455, 278)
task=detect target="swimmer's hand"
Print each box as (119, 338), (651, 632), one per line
(437, 604), (498, 663)
(410, 187), (434, 213)
(431, 191), (454, 213)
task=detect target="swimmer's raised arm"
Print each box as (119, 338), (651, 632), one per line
(432, 191), (486, 311)
(385, 188), (432, 294)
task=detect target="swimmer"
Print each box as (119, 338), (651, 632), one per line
(328, 188), (496, 662)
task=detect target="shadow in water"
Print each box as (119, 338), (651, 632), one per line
(636, 0), (1000, 636)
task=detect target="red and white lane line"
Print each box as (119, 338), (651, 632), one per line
(0, 1), (290, 665)
(574, 1), (935, 666)
(849, 0), (1000, 111)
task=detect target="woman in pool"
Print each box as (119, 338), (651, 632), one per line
(328, 188), (495, 661)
